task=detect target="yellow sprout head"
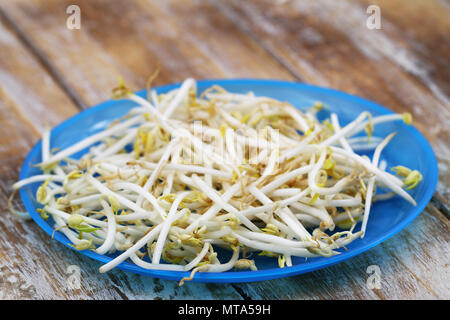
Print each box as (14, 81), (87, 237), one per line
(112, 77), (132, 100)
(403, 112), (413, 125)
(404, 170), (422, 190)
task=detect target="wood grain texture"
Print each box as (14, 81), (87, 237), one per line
(0, 0), (448, 299)
(235, 206), (449, 300)
(0, 0), (294, 108)
(0, 11), (242, 300)
(214, 0), (450, 206)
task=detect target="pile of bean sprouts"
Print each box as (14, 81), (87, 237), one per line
(12, 78), (422, 284)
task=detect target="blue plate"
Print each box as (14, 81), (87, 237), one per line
(19, 79), (438, 283)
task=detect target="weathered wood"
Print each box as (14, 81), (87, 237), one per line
(0, 0), (448, 299)
(211, 0), (450, 299)
(214, 0), (450, 207)
(0, 0), (294, 108)
(0, 14), (242, 300)
(235, 206), (449, 300)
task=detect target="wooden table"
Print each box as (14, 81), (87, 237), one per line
(0, 0), (448, 300)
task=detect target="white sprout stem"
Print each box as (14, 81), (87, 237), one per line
(69, 194), (102, 206)
(128, 94), (174, 134)
(12, 175), (65, 189)
(349, 113), (405, 137)
(308, 150), (351, 195)
(182, 242), (211, 271)
(45, 206), (107, 227)
(330, 147), (416, 205)
(86, 175), (153, 220)
(225, 127), (239, 165)
(152, 192), (190, 264)
(53, 216), (83, 245)
(330, 113), (353, 153)
(270, 189), (362, 207)
(184, 182), (242, 233)
(203, 248), (240, 273)
(248, 185), (311, 241)
(95, 199), (117, 255)
(361, 133), (396, 238)
(140, 161), (233, 178)
(289, 202), (334, 230)
(164, 143), (182, 195)
(130, 254), (184, 271)
(294, 214), (321, 227)
(347, 136), (383, 151)
(320, 112), (369, 147)
(206, 92), (271, 103)
(99, 224), (163, 273)
(40, 115), (144, 166)
(284, 105), (310, 132)
(42, 126), (51, 163)
(137, 96), (227, 168)
(191, 175), (260, 232)
(112, 181), (166, 220)
(94, 129), (138, 160)
(150, 89), (160, 110)
(232, 232), (319, 257)
(260, 165), (313, 194)
(163, 78), (196, 119)
(235, 230), (314, 249)
(136, 138), (179, 207)
(280, 129), (319, 162)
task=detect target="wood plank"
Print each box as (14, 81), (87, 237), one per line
(213, 0), (450, 208)
(0, 0), (293, 299)
(207, 1), (450, 298)
(0, 0), (294, 107)
(358, 0), (450, 215)
(211, 0), (450, 299)
(0, 16), (79, 299)
(234, 206), (449, 300)
(359, 0), (450, 96)
(0, 15), (242, 299)
(0, 0), (448, 299)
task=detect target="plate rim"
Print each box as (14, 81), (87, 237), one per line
(19, 79), (439, 283)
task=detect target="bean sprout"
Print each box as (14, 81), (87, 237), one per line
(12, 78), (422, 283)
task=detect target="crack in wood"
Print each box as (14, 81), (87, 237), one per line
(231, 284), (252, 300)
(431, 196), (450, 220)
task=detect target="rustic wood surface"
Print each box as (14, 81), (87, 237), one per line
(0, 0), (448, 300)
